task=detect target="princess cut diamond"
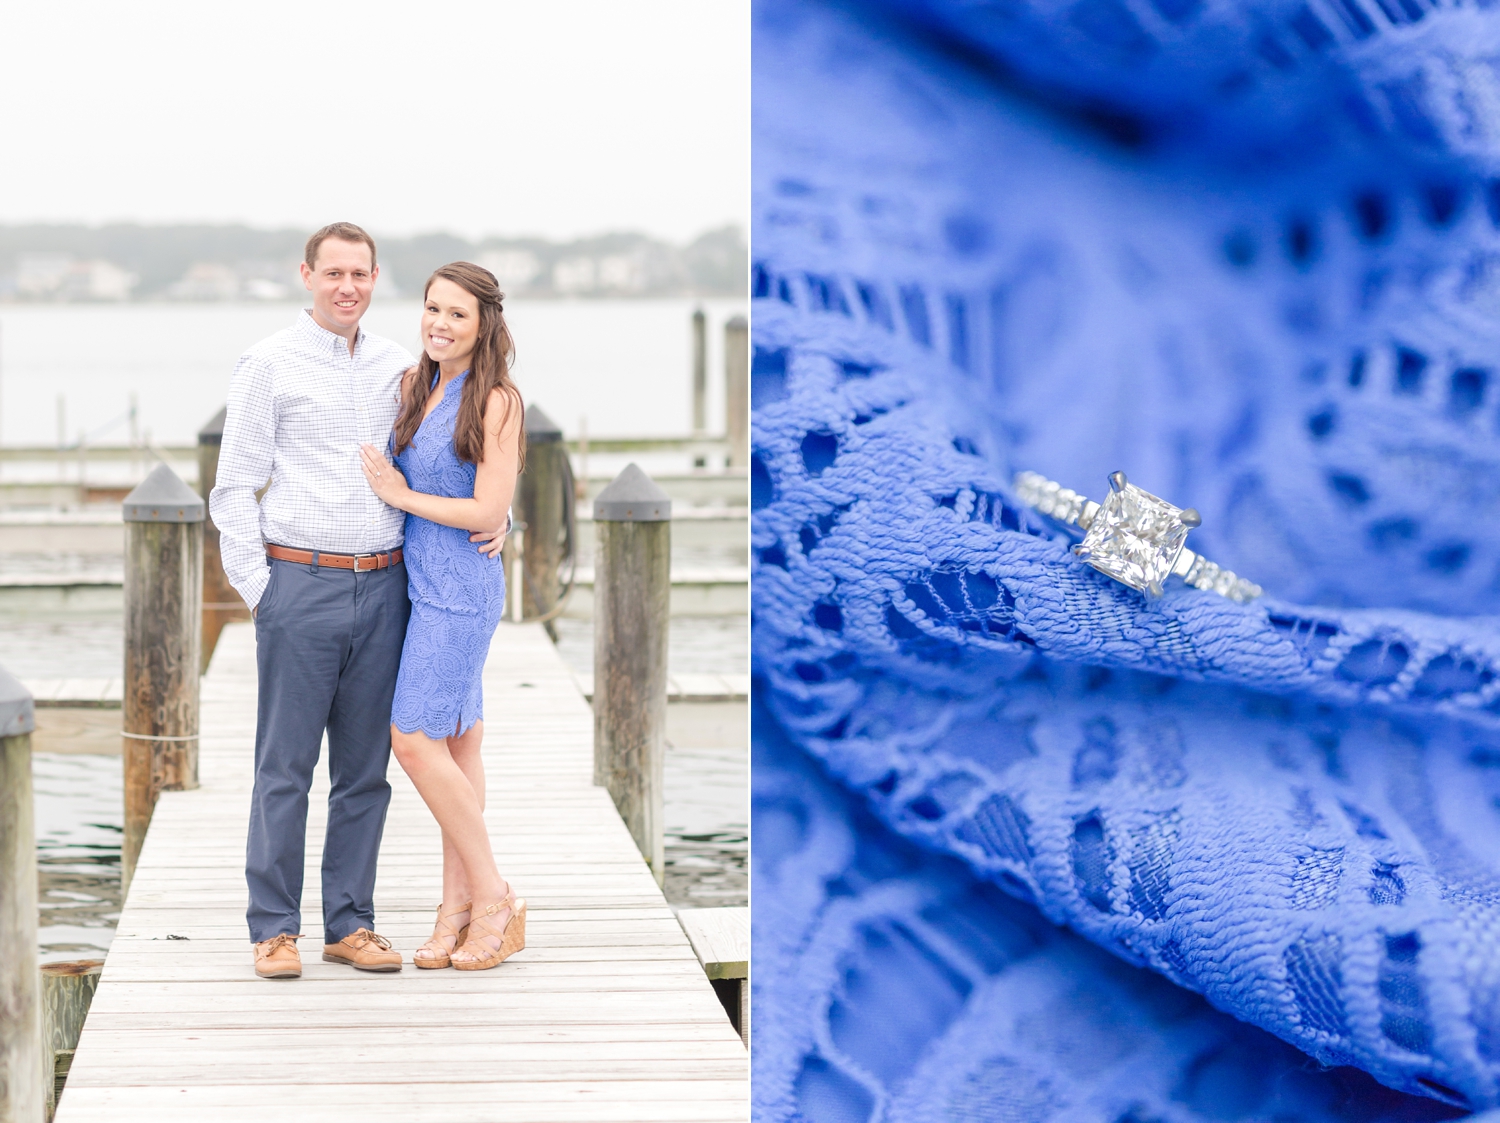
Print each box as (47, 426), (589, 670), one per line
(1078, 481), (1190, 594)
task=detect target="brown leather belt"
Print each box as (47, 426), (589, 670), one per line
(266, 544), (403, 571)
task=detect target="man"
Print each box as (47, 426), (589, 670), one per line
(211, 222), (502, 979)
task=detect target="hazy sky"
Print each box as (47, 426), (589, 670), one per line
(0, 2), (747, 243)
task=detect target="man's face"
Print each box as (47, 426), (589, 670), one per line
(300, 238), (378, 332)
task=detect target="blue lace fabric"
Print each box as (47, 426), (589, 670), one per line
(756, 697), (1487, 1121)
(754, 0), (1500, 1115)
(391, 370), (506, 739)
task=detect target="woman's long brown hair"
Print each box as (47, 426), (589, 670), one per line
(392, 261), (526, 471)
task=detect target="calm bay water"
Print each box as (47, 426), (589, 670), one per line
(34, 752), (121, 964)
(0, 297), (746, 447)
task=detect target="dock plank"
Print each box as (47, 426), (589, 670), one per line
(55, 621), (747, 1121)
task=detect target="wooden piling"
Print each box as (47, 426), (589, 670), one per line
(0, 667), (43, 1123)
(515, 405), (572, 630)
(501, 526), (525, 624)
(40, 962), (100, 1121)
(692, 308), (707, 436)
(592, 464), (671, 884)
(197, 408), (249, 672)
(122, 464), (204, 891)
(724, 315), (748, 469)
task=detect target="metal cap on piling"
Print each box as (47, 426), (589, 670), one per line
(198, 405), (227, 449)
(525, 404), (563, 444)
(123, 462), (205, 524)
(594, 463), (672, 522)
(0, 665), (34, 738)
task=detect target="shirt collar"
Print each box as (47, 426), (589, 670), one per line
(295, 308), (364, 356)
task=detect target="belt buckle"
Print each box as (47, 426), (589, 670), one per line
(354, 552), (382, 572)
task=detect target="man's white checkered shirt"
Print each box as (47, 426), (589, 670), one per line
(209, 310), (414, 609)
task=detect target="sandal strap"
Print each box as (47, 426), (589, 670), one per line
(416, 903), (473, 957)
(455, 891), (518, 959)
(478, 889), (516, 919)
(432, 901), (472, 939)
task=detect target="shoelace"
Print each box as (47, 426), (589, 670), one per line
(348, 928), (391, 951)
(258, 933), (302, 955)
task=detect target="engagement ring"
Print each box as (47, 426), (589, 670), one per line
(1013, 470), (1262, 603)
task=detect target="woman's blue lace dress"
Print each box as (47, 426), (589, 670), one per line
(390, 369), (506, 739)
(754, 0), (1500, 1118)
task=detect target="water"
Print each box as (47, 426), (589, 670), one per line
(552, 615), (748, 678)
(34, 752), (121, 964)
(663, 745), (747, 909)
(0, 614), (122, 674)
(555, 615), (748, 910)
(0, 297), (747, 447)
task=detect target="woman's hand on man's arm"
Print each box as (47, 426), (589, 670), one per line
(360, 444), (412, 510)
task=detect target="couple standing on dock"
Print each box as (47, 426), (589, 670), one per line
(209, 222), (528, 979)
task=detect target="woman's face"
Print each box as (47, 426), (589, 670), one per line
(422, 277), (481, 369)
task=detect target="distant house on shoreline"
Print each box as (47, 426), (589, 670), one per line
(13, 254), (136, 301)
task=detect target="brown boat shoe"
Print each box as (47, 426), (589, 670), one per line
(253, 933), (303, 979)
(323, 927), (403, 972)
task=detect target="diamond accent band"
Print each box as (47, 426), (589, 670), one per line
(1013, 470), (1263, 603)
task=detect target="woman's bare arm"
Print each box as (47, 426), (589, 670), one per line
(360, 386), (522, 531)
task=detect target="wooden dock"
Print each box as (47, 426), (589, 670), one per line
(54, 621), (748, 1122)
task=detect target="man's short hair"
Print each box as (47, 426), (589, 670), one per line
(305, 222), (377, 269)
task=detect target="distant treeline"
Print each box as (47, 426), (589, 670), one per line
(0, 223), (746, 301)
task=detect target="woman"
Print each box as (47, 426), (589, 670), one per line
(359, 261), (525, 971)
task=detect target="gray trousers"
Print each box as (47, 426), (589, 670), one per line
(246, 556), (411, 944)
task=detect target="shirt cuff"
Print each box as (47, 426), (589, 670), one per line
(236, 566), (270, 611)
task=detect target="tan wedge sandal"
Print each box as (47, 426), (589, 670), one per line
(414, 901), (472, 970)
(451, 890), (526, 971)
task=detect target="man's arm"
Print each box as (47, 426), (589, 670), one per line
(208, 353), (276, 609)
(469, 510), (511, 558)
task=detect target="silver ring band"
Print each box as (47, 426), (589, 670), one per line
(1013, 470), (1263, 603)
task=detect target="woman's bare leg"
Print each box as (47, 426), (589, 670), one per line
(409, 723), (488, 964)
(443, 719), (517, 961)
(441, 721), (486, 910)
(391, 725), (508, 917)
